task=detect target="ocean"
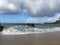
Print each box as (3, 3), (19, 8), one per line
(1, 24), (60, 35)
(0, 24), (60, 45)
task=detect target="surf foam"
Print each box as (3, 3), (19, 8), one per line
(1, 26), (60, 35)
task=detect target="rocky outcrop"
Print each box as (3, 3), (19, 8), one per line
(0, 23), (4, 32)
(53, 20), (60, 24)
(26, 23), (35, 27)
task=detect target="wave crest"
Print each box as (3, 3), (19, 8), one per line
(1, 25), (60, 35)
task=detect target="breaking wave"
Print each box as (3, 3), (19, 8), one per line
(1, 25), (60, 35)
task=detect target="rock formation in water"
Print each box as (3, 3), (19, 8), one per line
(0, 23), (4, 32)
(26, 23), (35, 27)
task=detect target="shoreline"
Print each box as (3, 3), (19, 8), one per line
(0, 31), (60, 45)
(0, 31), (60, 35)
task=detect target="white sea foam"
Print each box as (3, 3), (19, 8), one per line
(1, 26), (60, 35)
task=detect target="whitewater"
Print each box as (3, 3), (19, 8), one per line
(0, 24), (60, 35)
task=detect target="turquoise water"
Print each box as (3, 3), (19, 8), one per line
(1, 24), (60, 35)
(3, 24), (60, 29)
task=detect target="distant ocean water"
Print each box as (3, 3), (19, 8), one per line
(1, 24), (60, 35)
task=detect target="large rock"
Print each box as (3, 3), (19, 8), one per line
(0, 23), (4, 32)
(26, 23), (35, 27)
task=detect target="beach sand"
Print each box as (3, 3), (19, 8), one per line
(0, 31), (60, 45)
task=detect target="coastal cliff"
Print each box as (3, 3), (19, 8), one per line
(53, 20), (60, 24)
(44, 20), (60, 24)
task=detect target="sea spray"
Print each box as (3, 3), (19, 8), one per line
(1, 24), (60, 35)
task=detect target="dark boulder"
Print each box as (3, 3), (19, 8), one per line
(0, 23), (4, 32)
(26, 23), (35, 27)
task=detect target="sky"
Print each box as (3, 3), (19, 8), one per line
(0, 0), (60, 23)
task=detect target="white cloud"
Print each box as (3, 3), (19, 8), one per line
(26, 17), (40, 23)
(25, 16), (60, 23)
(0, 0), (60, 17)
(0, 0), (17, 13)
(8, 3), (16, 10)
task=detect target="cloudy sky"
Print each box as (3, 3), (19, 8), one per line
(0, 0), (60, 23)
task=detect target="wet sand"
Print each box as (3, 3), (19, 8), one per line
(0, 31), (60, 45)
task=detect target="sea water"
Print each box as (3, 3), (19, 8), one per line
(1, 24), (60, 35)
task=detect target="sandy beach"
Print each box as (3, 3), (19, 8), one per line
(0, 31), (60, 45)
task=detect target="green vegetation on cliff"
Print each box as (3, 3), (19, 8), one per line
(53, 20), (60, 24)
